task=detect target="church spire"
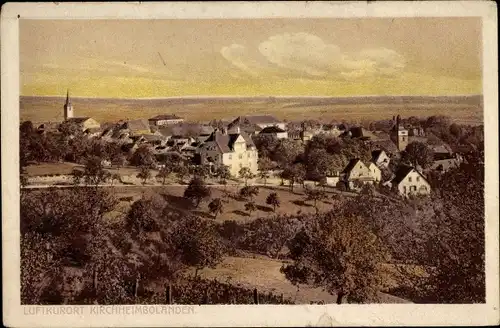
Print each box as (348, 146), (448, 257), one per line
(63, 89), (74, 120)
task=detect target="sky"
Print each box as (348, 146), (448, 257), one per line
(20, 18), (482, 98)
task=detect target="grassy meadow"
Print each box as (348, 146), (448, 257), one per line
(20, 95), (483, 125)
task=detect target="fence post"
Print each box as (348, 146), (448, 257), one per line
(165, 283), (172, 304)
(253, 288), (259, 304)
(134, 274), (140, 299)
(280, 293), (284, 304)
(203, 288), (209, 304)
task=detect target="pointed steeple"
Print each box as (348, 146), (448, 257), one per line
(63, 89), (74, 120)
(65, 89), (71, 106)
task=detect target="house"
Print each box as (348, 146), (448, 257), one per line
(228, 115), (286, 132)
(66, 117), (101, 131)
(367, 162), (382, 182)
(340, 159), (376, 190)
(430, 157), (462, 173)
(121, 119), (151, 136)
(371, 150), (391, 168)
(258, 126), (288, 139)
(431, 144), (454, 160)
(390, 165), (431, 197)
(83, 127), (103, 138)
(198, 129), (258, 177)
(148, 114), (184, 126)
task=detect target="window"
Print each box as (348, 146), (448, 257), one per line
(228, 154), (232, 160)
(408, 177), (412, 182)
(416, 176), (420, 182)
(411, 186), (417, 192)
(239, 163), (243, 168)
(239, 154), (243, 159)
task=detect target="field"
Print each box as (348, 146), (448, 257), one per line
(20, 95), (483, 125)
(111, 184), (344, 224)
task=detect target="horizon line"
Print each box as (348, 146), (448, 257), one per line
(20, 94), (483, 100)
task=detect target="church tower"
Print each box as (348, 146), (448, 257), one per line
(63, 89), (74, 120)
(390, 115), (408, 152)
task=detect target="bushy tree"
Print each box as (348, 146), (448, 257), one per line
(266, 192), (280, 212)
(129, 145), (155, 167)
(304, 187), (326, 214)
(244, 201), (257, 215)
(208, 198), (224, 219)
(402, 142), (434, 168)
(238, 167), (254, 186)
(137, 165), (152, 185)
(282, 213), (388, 304)
(156, 165), (172, 185)
(184, 176), (211, 208)
(239, 185), (259, 201)
(242, 216), (302, 258)
(171, 216), (225, 277)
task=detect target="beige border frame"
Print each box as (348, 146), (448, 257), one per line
(2, 1), (498, 327)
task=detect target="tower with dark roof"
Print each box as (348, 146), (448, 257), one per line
(390, 115), (408, 152)
(63, 89), (74, 120)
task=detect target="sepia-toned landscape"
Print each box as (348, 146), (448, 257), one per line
(19, 17), (485, 306)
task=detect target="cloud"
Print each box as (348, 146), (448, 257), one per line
(220, 44), (260, 77)
(220, 32), (406, 80)
(258, 32), (342, 76)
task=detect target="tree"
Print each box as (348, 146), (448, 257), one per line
(239, 167), (254, 186)
(266, 192), (281, 212)
(126, 196), (163, 234)
(242, 216), (302, 258)
(156, 165), (172, 185)
(137, 165), (152, 185)
(402, 142), (434, 169)
(129, 145), (156, 168)
(74, 156), (111, 188)
(239, 186), (259, 201)
(184, 176), (211, 208)
(208, 198), (224, 220)
(304, 187), (326, 214)
(215, 165), (231, 188)
(110, 173), (121, 186)
(281, 214), (388, 304)
(244, 201), (257, 215)
(174, 164), (190, 183)
(258, 170), (270, 186)
(258, 156), (274, 172)
(171, 216), (224, 277)
(419, 156), (485, 303)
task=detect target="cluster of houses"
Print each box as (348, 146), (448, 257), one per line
(32, 91), (468, 197)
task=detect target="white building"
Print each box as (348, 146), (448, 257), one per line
(198, 130), (258, 177)
(367, 162), (382, 182)
(390, 166), (431, 197)
(228, 115), (286, 133)
(148, 114), (185, 126)
(371, 150), (391, 168)
(258, 126), (288, 139)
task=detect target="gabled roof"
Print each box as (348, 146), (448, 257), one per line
(149, 114), (183, 121)
(203, 131), (255, 154)
(259, 126), (286, 134)
(370, 139), (399, 154)
(372, 149), (388, 162)
(227, 115), (283, 131)
(341, 158), (364, 174)
(123, 119), (150, 132)
(391, 165), (426, 184)
(66, 117), (91, 124)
